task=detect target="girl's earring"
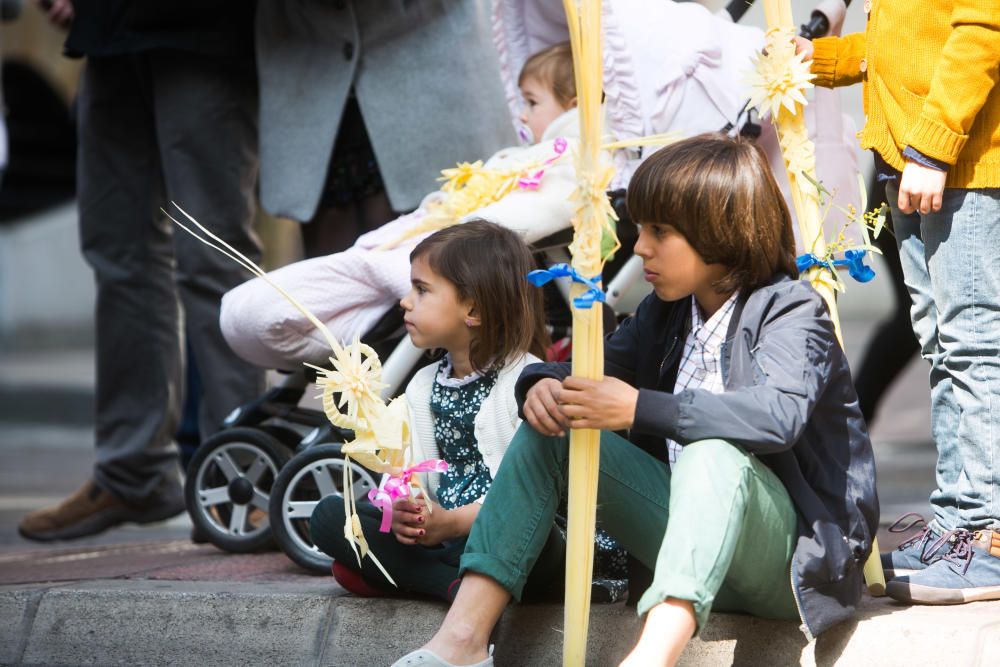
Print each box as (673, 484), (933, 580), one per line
(465, 318), (475, 328)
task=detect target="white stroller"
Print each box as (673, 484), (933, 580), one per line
(185, 0), (864, 574)
(493, 0), (863, 237)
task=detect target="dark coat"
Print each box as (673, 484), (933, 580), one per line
(516, 274), (879, 639)
(64, 0), (254, 59)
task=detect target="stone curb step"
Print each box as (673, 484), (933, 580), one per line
(3, 580), (998, 666)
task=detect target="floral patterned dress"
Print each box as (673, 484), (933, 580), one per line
(429, 359), (498, 510)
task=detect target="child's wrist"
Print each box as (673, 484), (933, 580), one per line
(445, 504), (476, 540)
(431, 506), (457, 542)
(438, 507), (455, 540)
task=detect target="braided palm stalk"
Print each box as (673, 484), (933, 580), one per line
(757, 0), (885, 596)
(560, 1), (617, 664)
(165, 203), (407, 586)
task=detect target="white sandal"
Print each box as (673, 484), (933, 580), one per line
(390, 645), (494, 667)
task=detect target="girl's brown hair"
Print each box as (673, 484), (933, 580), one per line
(518, 41), (577, 109)
(626, 133), (798, 294)
(410, 220), (550, 373)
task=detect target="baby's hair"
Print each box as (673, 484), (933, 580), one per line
(410, 220), (550, 373)
(518, 41), (576, 109)
(626, 133), (798, 294)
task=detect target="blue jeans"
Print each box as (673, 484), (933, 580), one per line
(887, 181), (1000, 531)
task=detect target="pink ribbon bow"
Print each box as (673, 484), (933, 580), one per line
(517, 137), (568, 191)
(367, 459), (450, 533)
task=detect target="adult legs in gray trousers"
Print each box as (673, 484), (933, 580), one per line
(81, 51), (264, 504)
(20, 50), (264, 540)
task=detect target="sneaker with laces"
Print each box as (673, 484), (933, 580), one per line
(880, 513), (949, 578)
(886, 529), (1000, 604)
(18, 479), (185, 542)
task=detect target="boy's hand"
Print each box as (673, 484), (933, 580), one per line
(391, 498), (450, 546)
(524, 377), (571, 437)
(792, 36), (814, 61)
(898, 160), (947, 215)
(558, 375), (638, 432)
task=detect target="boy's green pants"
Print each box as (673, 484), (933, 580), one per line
(460, 426), (800, 631)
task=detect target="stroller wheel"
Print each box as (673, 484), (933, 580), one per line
(184, 427), (293, 553)
(269, 443), (379, 574)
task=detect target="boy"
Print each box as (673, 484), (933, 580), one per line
(800, 0), (1000, 604)
(391, 134), (878, 667)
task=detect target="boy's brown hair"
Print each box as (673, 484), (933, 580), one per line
(410, 220), (550, 373)
(626, 133), (798, 294)
(518, 41), (576, 109)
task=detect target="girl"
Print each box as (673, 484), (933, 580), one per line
(220, 43), (584, 370)
(392, 135), (878, 667)
(309, 220), (566, 601)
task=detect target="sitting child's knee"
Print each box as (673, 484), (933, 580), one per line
(674, 439), (750, 475)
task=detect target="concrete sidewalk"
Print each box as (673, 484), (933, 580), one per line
(3, 565), (999, 666)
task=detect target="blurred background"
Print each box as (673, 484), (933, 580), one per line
(0, 0), (931, 554)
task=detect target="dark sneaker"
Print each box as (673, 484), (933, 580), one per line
(18, 480), (185, 542)
(886, 529), (1000, 604)
(880, 513), (948, 578)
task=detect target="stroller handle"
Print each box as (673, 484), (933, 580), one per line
(724, 0), (754, 23)
(799, 11), (830, 39)
(725, 0), (852, 38)
(801, 0), (854, 40)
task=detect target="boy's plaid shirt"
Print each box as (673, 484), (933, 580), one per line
(666, 292), (739, 468)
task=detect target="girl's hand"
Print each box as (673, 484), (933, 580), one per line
(390, 498), (431, 545)
(898, 160), (947, 215)
(524, 377), (571, 437)
(390, 499), (480, 546)
(558, 375), (638, 432)
(793, 35), (814, 61)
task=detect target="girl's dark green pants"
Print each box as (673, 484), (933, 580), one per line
(310, 491), (565, 601)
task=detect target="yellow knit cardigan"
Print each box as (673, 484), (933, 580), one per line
(811, 0), (1000, 188)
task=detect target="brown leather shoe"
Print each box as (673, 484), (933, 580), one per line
(18, 480), (185, 542)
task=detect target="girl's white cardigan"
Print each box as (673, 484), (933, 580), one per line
(405, 352), (542, 503)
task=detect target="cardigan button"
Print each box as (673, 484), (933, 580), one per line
(859, 58), (868, 73)
(863, 0), (871, 13)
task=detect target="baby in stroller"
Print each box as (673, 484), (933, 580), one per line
(221, 42), (589, 370)
(222, 0), (863, 373)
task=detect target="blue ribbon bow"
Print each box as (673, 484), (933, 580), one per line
(526, 263), (606, 309)
(796, 249), (876, 284)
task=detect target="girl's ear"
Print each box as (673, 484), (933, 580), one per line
(568, 96), (578, 109)
(464, 303), (482, 329)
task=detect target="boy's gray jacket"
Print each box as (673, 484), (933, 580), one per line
(516, 275), (879, 639)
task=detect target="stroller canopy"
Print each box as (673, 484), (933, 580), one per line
(492, 0), (863, 246)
